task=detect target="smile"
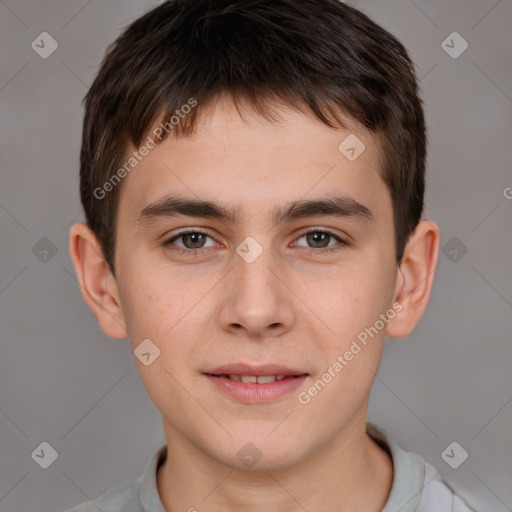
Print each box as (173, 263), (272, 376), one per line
(204, 372), (309, 404)
(212, 374), (290, 383)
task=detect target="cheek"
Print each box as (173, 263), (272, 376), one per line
(116, 275), (195, 406)
(308, 262), (393, 337)
(115, 261), (170, 348)
(118, 269), (205, 376)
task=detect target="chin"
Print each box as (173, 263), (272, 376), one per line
(212, 435), (307, 473)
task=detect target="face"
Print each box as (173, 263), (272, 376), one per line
(112, 98), (400, 470)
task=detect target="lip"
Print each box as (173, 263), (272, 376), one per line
(206, 363), (306, 377)
(204, 363), (309, 404)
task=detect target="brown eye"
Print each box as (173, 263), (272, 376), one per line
(305, 231), (331, 248)
(295, 230), (348, 252)
(180, 232), (208, 249)
(163, 230), (216, 251)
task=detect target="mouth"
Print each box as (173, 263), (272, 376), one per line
(205, 374), (305, 383)
(203, 364), (309, 403)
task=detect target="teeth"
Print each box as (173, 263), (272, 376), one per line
(257, 375), (276, 384)
(224, 375), (289, 383)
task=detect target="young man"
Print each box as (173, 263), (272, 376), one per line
(66, 1), (475, 511)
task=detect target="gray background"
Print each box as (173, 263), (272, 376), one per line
(0, 0), (511, 511)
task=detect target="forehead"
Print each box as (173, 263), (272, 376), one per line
(118, 98), (389, 225)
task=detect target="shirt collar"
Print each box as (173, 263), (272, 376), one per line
(367, 422), (426, 512)
(139, 423), (426, 512)
(139, 442), (167, 512)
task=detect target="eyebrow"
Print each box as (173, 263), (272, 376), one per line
(137, 194), (374, 226)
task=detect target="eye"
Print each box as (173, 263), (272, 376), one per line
(162, 228), (349, 256)
(293, 229), (349, 253)
(162, 229), (217, 253)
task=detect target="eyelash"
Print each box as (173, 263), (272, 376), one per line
(162, 228), (349, 256)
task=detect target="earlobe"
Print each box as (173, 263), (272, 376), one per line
(69, 222), (128, 339)
(386, 220), (440, 339)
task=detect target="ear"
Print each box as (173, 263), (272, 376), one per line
(386, 220), (440, 338)
(69, 222), (128, 339)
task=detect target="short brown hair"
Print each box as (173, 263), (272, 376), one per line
(80, 0), (426, 274)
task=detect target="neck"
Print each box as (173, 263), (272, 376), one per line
(156, 417), (393, 512)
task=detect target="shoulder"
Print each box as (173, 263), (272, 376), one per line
(416, 462), (477, 512)
(62, 478), (143, 512)
(367, 423), (477, 512)
(61, 443), (167, 512)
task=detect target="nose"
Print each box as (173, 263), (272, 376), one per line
(217, 247), (295, 339)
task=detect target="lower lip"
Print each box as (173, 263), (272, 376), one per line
(204, 374), (308, 404)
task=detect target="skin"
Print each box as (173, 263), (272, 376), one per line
(69, 96), (440, 512)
